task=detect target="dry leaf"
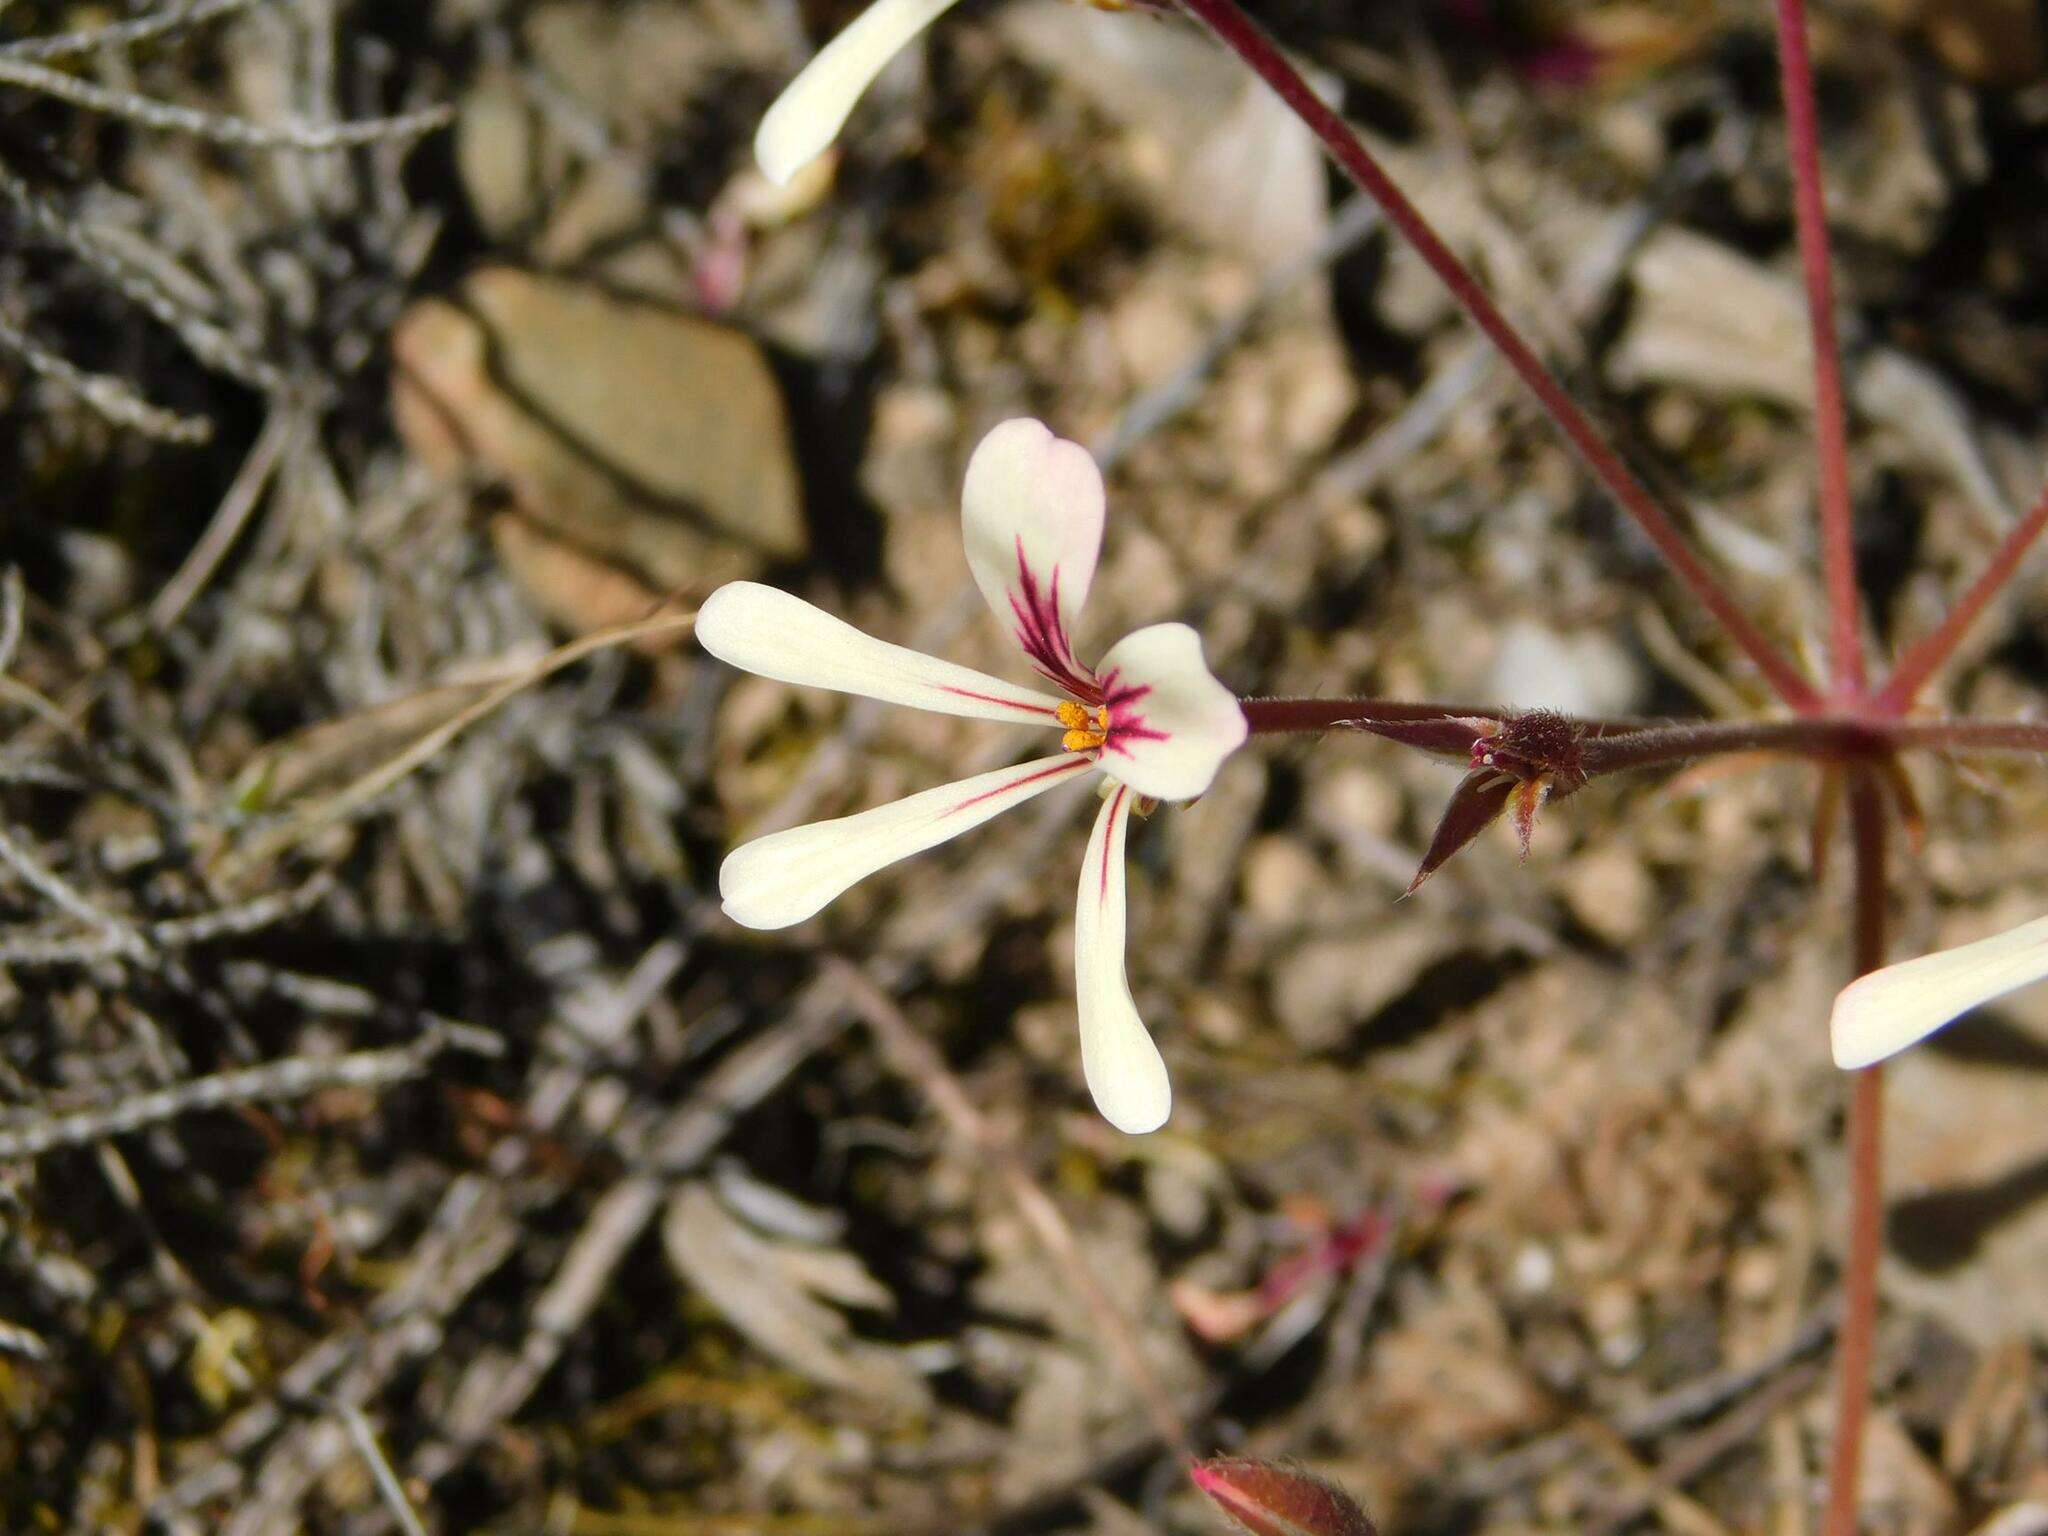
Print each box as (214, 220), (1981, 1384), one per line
(661, 1183), (930, 1411)
(997, 0), (1329, 273)
(233, 680), (508, 809)
(1607, 229), (1811, 406)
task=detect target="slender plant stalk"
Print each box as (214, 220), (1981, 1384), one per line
(1240, 697), (1498, 734)
(1770, 0), (1866, 697)
(1576, 718), (1883, 773)
(1251, 698), (2048, 764)
(1826, 770), (1889, 1536)
(1884, 717), (2048, 754)
(1877, 483), (2048, 711)
(1174, 0), (1824, 714)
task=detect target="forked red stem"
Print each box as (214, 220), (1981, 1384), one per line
(1877, 482), (2048, 711)
(1771, 0), (1866, 697)
(1826, 772), (1888, 1536)
(1175, 0), (1824, 714)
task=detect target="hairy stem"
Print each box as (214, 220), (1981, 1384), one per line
(1176, 0), (1824, 714)
(1825, 770), (1888, 1536)
(1883, 717), (2048, 754)
(1239, 697), (1498, 734)
(1770, 0), (1865, 696)
(1876, 483), (2048, 712)
(1577, 718), (1884, 774)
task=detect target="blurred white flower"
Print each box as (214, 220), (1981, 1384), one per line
(754, 0), (967, 186)
(699, 418), (1245, 1132)
(1831, 912), (2048, 1069)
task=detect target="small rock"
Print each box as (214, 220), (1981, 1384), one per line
(1241, 836), (1328, 924)
(391, 268), (805, 624)
(1487, 620), (1645, 717)
(1560, 845), (1656, 948)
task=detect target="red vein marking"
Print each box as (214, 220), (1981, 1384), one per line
(938, 685), (1056, 716)
(949, 755), (1089, 815)
(1099, 672), (1168, 756)
(1099, 785), (1128, 902)
(1009, 539), (1099, 701)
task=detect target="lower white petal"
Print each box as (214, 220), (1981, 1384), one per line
(1094, 623), (1247, 802)
(1073, 784), (1171, 1134)
(721, 753), (1090, 929)
(699, 582), (1060, 725)
(1832, 913), (2048, 1069)
(754, 0), (967, 186)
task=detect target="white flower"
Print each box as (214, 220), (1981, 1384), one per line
(755, 0), (968, 186)
(1831, 913), (2048, 1069)
(699, 419), (1247, 1133)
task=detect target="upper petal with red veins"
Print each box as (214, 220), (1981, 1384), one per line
(961, 419), (1105, 697)
(1092, 623), (1246, 802)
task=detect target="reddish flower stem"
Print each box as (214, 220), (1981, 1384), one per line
(1240, 697), (1498, 734)
(1825, 771), (1888, 1536)
(1575, 717), (1883, 773)
(1247, 699), (2048, 762)
(1771, 0), (1866, 697)
(1884, 717), (2048, 754)
(1876, 482), (2048, 712)
(1175, 0), (1824, 715)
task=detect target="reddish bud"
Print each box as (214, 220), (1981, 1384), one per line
(1190, 1457), (1376, 1536)
(1468, 709), (1587, 787)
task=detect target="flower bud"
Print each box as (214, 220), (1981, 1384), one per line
(1190, 1457), (1376, 1536)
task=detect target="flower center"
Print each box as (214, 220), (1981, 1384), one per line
(1056, 699), (1112, 753)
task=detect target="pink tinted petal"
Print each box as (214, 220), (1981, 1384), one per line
(721, 753), (1093, 929)
(961, 419), (1105, 697)
(698, 582), (1060, 725)
(1093, 622), (1247, 802)
(1074, 784), (1170, 1133)
(1832, 913), (2048, 1069)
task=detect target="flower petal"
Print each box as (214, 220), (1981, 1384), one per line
(698, 582), (1060, 724)
(753, 0), (967, 186)
(962, 419), (1105, 696)
(1093, 622), (1247, 802)
(721, 753), (1091, 929)
(1073, 784), (1171, 1134)
(1832, 913), (2048, 1069)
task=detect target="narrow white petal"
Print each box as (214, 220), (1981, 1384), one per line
(721, 753), (1090, 928)
(961, 419), (1105, 694)
(1832, 913), (2048, 1069)
(698, 582), (1060, 724)
(1093, 623), (1247, 802)
(1073, 784), (1171, 1134)
(754, 0), (966, 185)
